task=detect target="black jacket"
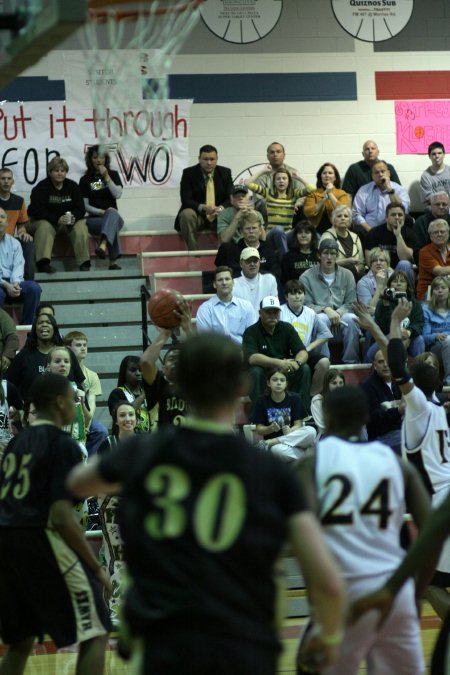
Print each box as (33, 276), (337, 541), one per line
(174, 164), (233, 231)
(360, 371), (402, 440)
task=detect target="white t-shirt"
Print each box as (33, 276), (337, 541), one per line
(233, 272), (278, 312)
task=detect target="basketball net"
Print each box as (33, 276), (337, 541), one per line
(80, 0), (203, 156)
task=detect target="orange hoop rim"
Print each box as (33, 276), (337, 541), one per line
(87, 0), (204, 23)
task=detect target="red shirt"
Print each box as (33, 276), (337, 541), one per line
(417, 242), (450, 299)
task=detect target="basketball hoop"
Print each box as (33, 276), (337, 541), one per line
(79, 0), (203, 155)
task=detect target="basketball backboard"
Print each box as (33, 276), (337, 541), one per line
(0, 0), (87, 90)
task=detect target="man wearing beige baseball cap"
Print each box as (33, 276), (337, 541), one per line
(233, 247), (279, 312)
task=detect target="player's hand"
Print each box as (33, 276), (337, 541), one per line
(282, 424), (290, 435)
(270, 421), (281, 433)
(436, 333), (448, 342)
(95, 567), (113, 598)
(391, 297), (412, 323)
(352, 301), (375, 330)
(348, 588), (394, 628)
(157, 327), (173, 342)
(297, 631), (340, 672)
(175, 297), (193, 334)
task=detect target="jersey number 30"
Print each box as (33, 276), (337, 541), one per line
(321, 474), (392, 530)
(144, 464), (247, 552)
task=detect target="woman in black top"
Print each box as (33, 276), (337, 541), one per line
(280, 220), (318, 284)
(79, 145), (124, 270)
(6, 313), (84, 400)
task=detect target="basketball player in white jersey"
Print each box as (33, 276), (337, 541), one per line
(386, 298), (450, 620)
(296, 384), (431, 675)
(350, 490), (450, 675)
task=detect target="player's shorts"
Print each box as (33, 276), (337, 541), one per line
(131, 628), (278, 675)
(0, 527), (111, 647)
(432, 486), (450, 575)
(298, 575), (424, 675)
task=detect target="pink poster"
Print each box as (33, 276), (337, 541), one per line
(395, 100), (450, 154)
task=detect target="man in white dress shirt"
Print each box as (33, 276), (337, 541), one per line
(196, 266), (257, 343)
(233, 247), (279, 312)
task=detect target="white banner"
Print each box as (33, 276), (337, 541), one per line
(0, 100), (193, 192)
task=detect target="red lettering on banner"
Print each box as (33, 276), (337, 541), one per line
(55, 105), (76, 138)
(83, 105), (188, 142)
(0, 105), (32, 140)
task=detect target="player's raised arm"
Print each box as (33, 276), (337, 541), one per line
(387, 298), (414, 395)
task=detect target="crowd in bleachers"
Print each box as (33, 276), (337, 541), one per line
(1, 138), (450, 672)
(1, 137), (450, 460)
(182, 139), (450, 458)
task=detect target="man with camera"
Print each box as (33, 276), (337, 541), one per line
(364, 203), (418, 289)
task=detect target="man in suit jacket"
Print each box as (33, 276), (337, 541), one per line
(174, 144), (233, 250)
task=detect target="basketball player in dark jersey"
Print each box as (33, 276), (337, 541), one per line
(67, 333), (345, 675)
(0, 373), (111, 675)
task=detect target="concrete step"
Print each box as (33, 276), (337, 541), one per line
(35, 255), (142, 279)
(140, 251), (216, 275)
(183, 294), (213, 316)
(121, 230), (218, 253)
(48, 301), (143, 328)
(84, 350), (142, 375)
(38, 277), (146, 303)
(51, 230), (217, 257)
(75, 325), (143, 350)
(96, 377), (120, 404)
(151, 271), (203, 295)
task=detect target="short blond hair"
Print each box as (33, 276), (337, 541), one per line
(47, 157), (69, 174)
(368, 247), (390, 266)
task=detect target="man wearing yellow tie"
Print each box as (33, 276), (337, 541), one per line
(175, 144), (234, 250)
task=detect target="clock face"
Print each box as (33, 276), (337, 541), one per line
(200, 0), (283, 45)
(331, 0), (414, 43)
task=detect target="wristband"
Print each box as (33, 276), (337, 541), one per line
(387, 189), (395, 195)
(320, 629), (344, 646)
(387, 338), (411, 385)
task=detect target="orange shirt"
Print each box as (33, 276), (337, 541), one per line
(0, 194), (28, 236)
(417, 242), (450, 299)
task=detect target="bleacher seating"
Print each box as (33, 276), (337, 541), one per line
(14, 229), (377, 433)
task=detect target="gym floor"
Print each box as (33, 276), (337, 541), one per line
(0, 608), (440, 674)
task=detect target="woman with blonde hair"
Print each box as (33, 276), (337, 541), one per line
(357, 247), (393, 312)
(423, 276), (450, 385)
(319, 205), (365, 279)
